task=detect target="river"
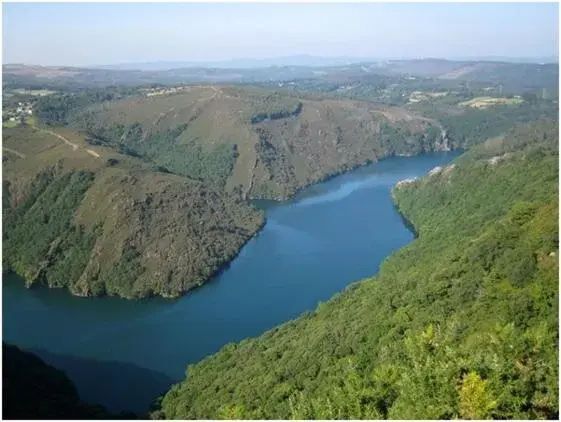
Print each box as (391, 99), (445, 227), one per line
(2, 152), (460, 413)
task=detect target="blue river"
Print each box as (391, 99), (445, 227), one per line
(2, 152), (459, 413)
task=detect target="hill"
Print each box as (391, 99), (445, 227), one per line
(371, 59), (559, 92)
(2, 124), (264, 299)
(2, 343), (134, 419)
(155, 120), (558, 419)
(36, 85), (451, 201)
(4, 81), (556, 300)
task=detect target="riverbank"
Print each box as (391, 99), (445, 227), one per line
(2, 152), (460, 413)
(155, 122), (559, 419)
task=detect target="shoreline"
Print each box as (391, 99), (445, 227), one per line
(391, 201), (419, 239)
(9, 148), (456, 301)
(248, 148), (457, 203)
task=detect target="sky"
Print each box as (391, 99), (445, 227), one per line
(2, 2), (559, 66)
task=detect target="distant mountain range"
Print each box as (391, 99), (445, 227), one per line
(91, 55), (365, 71)
(90, 55), (559, 72)
(3, 57), (558, 95)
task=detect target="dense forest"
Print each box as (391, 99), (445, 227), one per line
(2, 343), (136, 419)
(3, 170), (97, 290)
(33, 86), (140, 126)
(154, 120), (558, 419)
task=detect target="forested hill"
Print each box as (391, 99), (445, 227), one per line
(155, 120), (558, 419)
(2, 125), (264, 299)
(32, 84), (556, 201)
(33, 85), (452, 201)
(3, 80), (557, 300)
(2, 343), (136, 419)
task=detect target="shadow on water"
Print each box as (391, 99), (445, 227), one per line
(26, 348), (176, 415)
(392, 203), (419, 238)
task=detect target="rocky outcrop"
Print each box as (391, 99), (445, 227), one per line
(395, 177), (418, 188)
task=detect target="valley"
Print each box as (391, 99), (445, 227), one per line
(2, 55), (559, 419)
(157, 121), (559, 420)
(2, 151), (460, 414)
(3, 60), (556, 300)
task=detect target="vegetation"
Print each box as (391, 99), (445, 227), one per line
(34, 86), (139, 126)
(83, 122), (238, 188)
(427, 102), (558, 148)
(3, 67), (558, 299)
(42, 84), (453, 200)
(2, 125), (264, 299)
(3, 169), (96, 288)
(28, 75), (557, 202)
(2, 343), (135, 419)
(4, 59), (558, 94)
(249, 95), (302, 124)
(155, 120), (558, 419)
(3, 61), (559, 418)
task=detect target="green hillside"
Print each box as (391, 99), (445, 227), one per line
(4, 83), (556, 300)
(35, 83), (557, 202)
(155, 120), (558, 419)
(2, 125), (263, 299)
(2, 343), (134, 419)
(35, 85), (451, 200)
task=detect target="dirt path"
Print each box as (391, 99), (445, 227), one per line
(40, 128), (79, 150)
(38, 128), (101, 159)
(200, 85), (220, 102)
(210, 85), (234, 100)
(85, 149), (100, 158)
(2, 147), (26, 158)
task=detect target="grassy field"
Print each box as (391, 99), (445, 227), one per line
(11, 88), (57, 96)
(458, 96), (524, 109)
(407, 91), (449, 104)
(2, 119), (19, 128)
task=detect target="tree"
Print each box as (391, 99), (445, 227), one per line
(458, 371), (497, 419)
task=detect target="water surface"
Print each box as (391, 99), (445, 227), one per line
(2, 152), (459, 413)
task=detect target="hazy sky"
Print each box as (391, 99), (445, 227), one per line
(2, 2), (559, 66)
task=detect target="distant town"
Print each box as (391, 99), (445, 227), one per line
(3, 102), (34, 123)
